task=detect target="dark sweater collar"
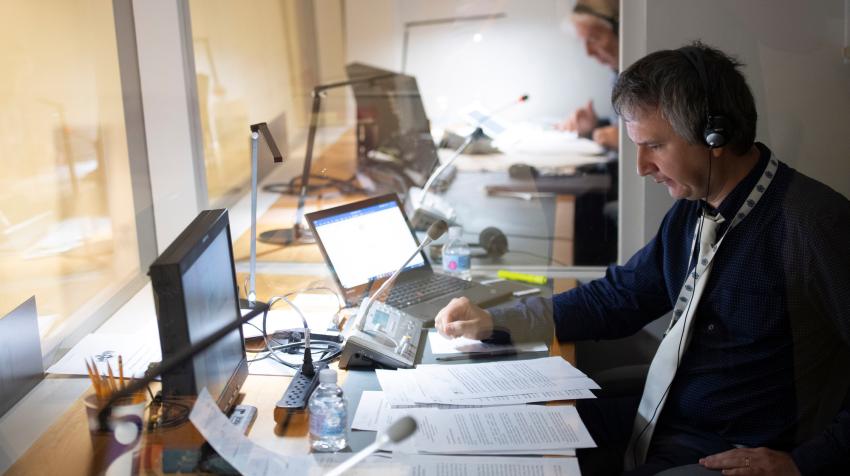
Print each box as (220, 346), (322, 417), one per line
(706, 143), (771, 220)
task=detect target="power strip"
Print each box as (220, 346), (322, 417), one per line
(275, 362), (328, 411)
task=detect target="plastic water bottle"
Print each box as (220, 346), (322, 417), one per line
(442, 225), (471, 280)
(308, 368), (348, 452)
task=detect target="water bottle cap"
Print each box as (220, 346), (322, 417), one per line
(319, 368), (338, 384)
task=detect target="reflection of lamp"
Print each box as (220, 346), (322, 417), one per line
(245, 123), (283, 308)
(400, 12), (507, 73)
(258, 73), (397, 246)
(193, 37), (226, 97)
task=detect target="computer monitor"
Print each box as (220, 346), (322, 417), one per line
(346, 62), (440, 189)
(149, 209), (247, 413)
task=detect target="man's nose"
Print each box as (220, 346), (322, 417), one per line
(636, 149), (653, 176)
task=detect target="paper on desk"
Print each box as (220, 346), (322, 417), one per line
(416, 357), (590, 399)
(387, 405), (595, 454)
(427, 332), (547, 355)
(241, 292), (339, 339)
(352, 391), (492, 432)
(46, 332), (161, 378)
(309, 454), (580, 476)
(190, 388), (313, 476)
(376, 361), (599, 407)
(247, 356), (296, 376)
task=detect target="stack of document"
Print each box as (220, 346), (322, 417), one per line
(354, 395), (595, 455)
(355, 357), (600, 456)
(376, 356), (599, 406)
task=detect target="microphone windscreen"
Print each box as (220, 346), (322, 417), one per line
(426, 220), (449, 241)
(385, 416), (417, 443)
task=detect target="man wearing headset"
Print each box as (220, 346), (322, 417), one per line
(436, 42), (850, 475)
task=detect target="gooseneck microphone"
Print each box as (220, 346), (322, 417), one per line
(354, 220), (449, 331)
(97, 302), (271, 431)
(324, 416), (418, 476)
(413, 94), (529, 210)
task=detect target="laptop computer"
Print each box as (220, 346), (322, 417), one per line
(305, 194), (515, 323)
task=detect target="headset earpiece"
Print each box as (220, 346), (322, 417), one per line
(704, 114), (728, 149)
(478, 227), (508, 258)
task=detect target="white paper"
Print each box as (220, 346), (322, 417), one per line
(46, 332), (161, 378)
(389, 405), (595, 455)
(247, 356), (296, 376)
(416, 357), (591, 399)
(241, 292), (339, 339)
(309, 454), (580, 476)
(351, 391), (395, 431)
(190, 388), (313, 476)
(427, 332), (547, 355)
(376, 360), (598, 407)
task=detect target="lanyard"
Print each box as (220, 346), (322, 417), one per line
(664, 155), (780, 335)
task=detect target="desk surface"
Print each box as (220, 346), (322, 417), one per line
(6, 272), (576, 475)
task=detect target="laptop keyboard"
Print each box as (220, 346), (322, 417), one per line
(386, 274), (474, 308)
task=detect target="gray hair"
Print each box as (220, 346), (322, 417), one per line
(612, 41), (757, 155)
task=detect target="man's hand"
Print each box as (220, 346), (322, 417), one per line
(557, 100), (597, 137)
(434, 297), (494, 340)
(699, 448), (801, 475)
(592, 125), (619, 150)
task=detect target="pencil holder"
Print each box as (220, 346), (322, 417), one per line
(83, 394), (146, 476)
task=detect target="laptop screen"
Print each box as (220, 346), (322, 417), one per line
(311, 199), (426, 289)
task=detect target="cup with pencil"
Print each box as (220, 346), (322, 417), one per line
(83, 355), (147, 476)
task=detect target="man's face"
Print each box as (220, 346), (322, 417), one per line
(625, 107), (710, 201)
(574, 19), (618, 70)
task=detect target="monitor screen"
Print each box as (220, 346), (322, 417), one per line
(346, 62), (439, 187)
(311, 198), (426, 289)
(150, 209), (247, 413)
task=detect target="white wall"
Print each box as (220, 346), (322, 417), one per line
(620, 0), (850, 262)
(344, 0), (616, 127)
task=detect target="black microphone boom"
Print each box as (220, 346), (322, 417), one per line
(97, 302), (271, 431)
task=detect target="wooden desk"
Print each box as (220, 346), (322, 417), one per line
(6, 274), (577, 475)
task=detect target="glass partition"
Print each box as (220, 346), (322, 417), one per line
(0, 0), (144, 348)
(191, 0), (617, 276)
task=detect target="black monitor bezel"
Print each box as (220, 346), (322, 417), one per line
(148, 209), (247, 413)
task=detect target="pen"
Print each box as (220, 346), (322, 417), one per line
(436, 350), (517, 361)
(513, 287), (541, 297)
(118, 355), (125, 390)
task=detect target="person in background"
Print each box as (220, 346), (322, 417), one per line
(559, 0), (620, 151)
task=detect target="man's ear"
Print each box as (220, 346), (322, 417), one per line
(710, 146), (725, 159)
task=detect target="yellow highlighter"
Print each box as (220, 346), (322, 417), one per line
(497, 270), (548, 285)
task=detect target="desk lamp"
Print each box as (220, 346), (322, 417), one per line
(246, 122), (283, 308)
(400, 12), (507, 73)
(257, 73), (397, 246)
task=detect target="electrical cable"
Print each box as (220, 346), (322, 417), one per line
(505, 249), (571, 267)
(463, 230), (572, 243)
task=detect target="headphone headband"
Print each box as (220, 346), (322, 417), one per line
(678, 46), (729, 149)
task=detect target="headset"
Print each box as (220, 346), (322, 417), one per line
(476, 227), (509, 258)
(429, 226), (509, 261)
(678, 46), (729, 149)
